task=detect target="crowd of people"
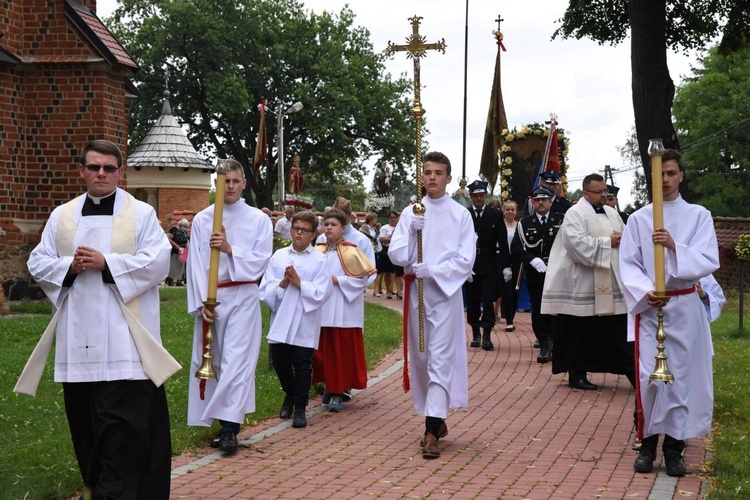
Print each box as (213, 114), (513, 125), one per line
(18, 139), (725, 497)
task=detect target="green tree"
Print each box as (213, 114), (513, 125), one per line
(617, 125), (649, 209)
(673, 45), (750, 216)
(109, 0), (417, 208)
(554, 0), (749, 200)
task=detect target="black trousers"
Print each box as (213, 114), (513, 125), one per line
(527, 278), (553, 343)
(270, 343), (314, 408)
(63, 380), (171, 500)
(465, 273), (497, 330)
(500, 262), (521, 325)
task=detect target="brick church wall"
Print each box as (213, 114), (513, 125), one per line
(1, 0), (131, 252)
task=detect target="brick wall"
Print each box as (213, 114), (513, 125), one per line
(158, 187), (209, 231)
(0, 0), (131, 252)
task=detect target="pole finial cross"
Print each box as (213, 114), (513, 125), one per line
(386, 15), (446, 59)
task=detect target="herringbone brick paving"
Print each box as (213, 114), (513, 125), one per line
(170, 294), (708, 499)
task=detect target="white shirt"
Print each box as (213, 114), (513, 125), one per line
(260, 244), (332, 348)
(274, 216), (293, 241)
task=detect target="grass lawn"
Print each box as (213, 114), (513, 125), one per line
(0, 287), (403, 499)
(5, 286), (750, 498)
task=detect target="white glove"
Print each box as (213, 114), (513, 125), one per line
(503, 267), (512, 282)
(409, 215), (425, 234)
(530, 258), (547, 273)
(414, 263), (432, 279)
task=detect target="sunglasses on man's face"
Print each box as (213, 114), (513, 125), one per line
(83, 164), (120, 174)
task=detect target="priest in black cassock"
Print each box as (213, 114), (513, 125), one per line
(22, 140), (174, 499)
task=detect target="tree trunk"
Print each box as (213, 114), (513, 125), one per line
(629, 0), (686, 201)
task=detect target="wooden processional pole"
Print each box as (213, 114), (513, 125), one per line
(386, 16), (446, 352)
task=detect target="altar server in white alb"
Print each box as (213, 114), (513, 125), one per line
(187, 159), (273, 454)
(311, 209), (376, 412)
(619, 149), (720, 478)
(389, 151), (476, 459)
(22, 139), (175, 499)
(260, 211), (332, 429)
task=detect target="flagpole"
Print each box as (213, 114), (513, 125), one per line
(460, 0), (469, 181)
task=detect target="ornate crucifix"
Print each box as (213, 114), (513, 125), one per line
(386, 16), (446, 352)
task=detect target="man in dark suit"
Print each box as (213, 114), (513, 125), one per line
(511, 187), (564, 363)
(465, 180), (511, 351)
(539, 170), (572, 215)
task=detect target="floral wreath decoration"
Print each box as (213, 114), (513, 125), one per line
(364, 194), (395, 213)
(498, 122), (570, 202)
(283, 193), (314, 210)
(736, 234), (750, 260)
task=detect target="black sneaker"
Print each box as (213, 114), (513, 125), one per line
(218, 431), (238, 454)
(634, 447), (655, 473)
(292, 408), (307, 428)
(664, 453), (686, 477)
(342, 389), (352, 402)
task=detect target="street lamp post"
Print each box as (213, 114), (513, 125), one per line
(276, 101), (304, 209)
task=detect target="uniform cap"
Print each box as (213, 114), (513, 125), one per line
(531, 187), (553, 199)
(467, 180), (489, 195)
(539, 171), (561, 184)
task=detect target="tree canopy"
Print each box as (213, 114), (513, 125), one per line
(109, 0), (418, 208)
(554, 0), (749, 200)
(673, 45), (750, 217)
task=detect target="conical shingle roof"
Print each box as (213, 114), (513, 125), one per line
(127, 91), (213, 170)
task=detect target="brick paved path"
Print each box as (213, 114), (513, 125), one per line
(170, 294), (708, 499)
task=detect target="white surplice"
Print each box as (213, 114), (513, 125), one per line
(541, 198), (627, 316)
(319, 243), (375, 329)
(186, 200), (273, 426)
(259, 245), (333, 348)
(389, 194), (476, 418)
(619, 196), (719, 439)
(27, 188), (171, 383)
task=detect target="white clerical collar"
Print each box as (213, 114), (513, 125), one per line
(87, 190), (116, 204)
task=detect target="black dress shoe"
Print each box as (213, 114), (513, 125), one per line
(482, 330), (494, 351)
(664, 453), (686, 477)
(568, 378), (598, 390)
(634, 447), (655, 473)
(218, 431), (238, 454)
(292, 408), (307, 428)
(537, 346), (552, 363)
(470, 334), (481, 348)
(533, 340), (540, 348)
(279, 396), (293, 419)
(210, 430), (223, 448)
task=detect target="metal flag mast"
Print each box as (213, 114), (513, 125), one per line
(386, 16), (446, 352)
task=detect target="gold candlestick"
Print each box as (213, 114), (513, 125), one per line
(647, 139), (673, 384)
(387, 16), (446, 352)
(195, 159), (231, 381)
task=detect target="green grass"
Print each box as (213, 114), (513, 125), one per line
(0, 287), (402, 499)
(706, 310), (750, 499)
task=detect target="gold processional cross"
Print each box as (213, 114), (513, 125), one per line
(386, 16), (446, 352)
